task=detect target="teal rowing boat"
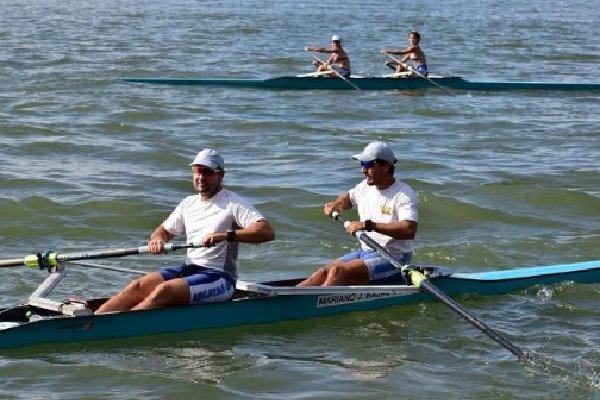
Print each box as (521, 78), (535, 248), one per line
(122, 76), (600, 92)
(0, 259), (599, 349)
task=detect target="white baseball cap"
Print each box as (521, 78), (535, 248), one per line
(331, 34), (340, 42)
(189, 148), (225, 170)
(351, 141), (397, 164)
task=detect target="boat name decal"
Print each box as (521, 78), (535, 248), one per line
(316, 291), (399, 307)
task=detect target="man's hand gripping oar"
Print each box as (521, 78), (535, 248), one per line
(330, 211), (531, 361)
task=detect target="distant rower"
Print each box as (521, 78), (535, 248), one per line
(305, 34), (352, 78)
(381, 31), (428, 77)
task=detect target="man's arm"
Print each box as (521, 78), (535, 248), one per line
(381, 47), (408, 56)
(345, 220), (417, 239)
(305, 46), (334, 53)
(323, 192), (352, 216)
(368, 220), (417, 239)
(202, 219), (275, 247)
(148, 224), (176, 254)
(232, 219), (275, 243)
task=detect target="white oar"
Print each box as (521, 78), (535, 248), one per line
(330, 211), (531, 361)
(381, 51), (455, 95)
(0, 242), (202, 270)
(307, 51), (361, 91)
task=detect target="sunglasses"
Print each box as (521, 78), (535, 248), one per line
(192, 165), (220, 175)
(360, 160), (378, 168)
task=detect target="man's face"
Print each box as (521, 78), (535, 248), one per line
(192, 165), (224, 195)
(360, 160), (389, 185)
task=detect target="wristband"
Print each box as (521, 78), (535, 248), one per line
(226, 229), (236, 242)
(364, 220), (375, 232)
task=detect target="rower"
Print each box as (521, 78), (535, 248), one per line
(305, 34), (352, 78)
(297, 141), (418, 286)
(381, 31), (428, 77)
(95, 148), (275, 313)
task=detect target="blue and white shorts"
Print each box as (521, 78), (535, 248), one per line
(332, 65), (351, 78)
(160, 264), (236, 304)
(415, 64), (428, 77)
(342, 250), (412, 284)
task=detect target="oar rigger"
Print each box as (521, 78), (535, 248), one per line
(34, 251), (59, 271)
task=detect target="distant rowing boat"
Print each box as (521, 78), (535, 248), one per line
(1, 259), (599, 349)
(122, 75), (600, 92)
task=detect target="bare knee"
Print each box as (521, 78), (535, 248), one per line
(143, 284), (173, 308)
(135, 280), (189, 310)
(326, 264), (345, 282)
(125, 277), (145, 293)
(313, 267), (330, 279)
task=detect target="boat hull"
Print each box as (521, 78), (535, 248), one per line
(0, 260), (599, 349)
(122, 76), (600, 92)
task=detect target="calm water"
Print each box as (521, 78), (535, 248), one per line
(1, 0), (599, 398)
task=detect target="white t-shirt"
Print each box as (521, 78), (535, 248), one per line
(162, 188), (265, 277)
(348, 179), (418, 255)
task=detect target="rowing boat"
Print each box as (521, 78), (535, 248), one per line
(1, 259), (599, 350)
(122, 76), (600, 92)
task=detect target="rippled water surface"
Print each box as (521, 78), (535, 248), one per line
(1, 0), (599, 398)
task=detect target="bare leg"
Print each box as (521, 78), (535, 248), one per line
(95, 272), (165, 314)
(323, 259), (369, 286)
(297, 258), (370, 286)
(132, 278), (190, 310)
(297, 259), (342, 286)
(385, 60), (398, 71)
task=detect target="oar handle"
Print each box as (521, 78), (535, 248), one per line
(381, 51), (407, 68)
(0, 241), (202, 269)
(331, 212), (406, 271)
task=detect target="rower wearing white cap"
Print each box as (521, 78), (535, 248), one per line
(304, 34), (351, 78)
(96, 148), (275, 313)
(298, 141), (418, 287)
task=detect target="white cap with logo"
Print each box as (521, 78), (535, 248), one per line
(189, 148), (225, 170)
(351, 141), (397, 164)
(331, 34), (340, 42)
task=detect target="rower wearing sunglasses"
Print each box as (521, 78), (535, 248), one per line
(298, 141), (418, 286)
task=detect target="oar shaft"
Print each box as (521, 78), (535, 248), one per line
(0, 242), (201, 269)
(418, 276), (529, 360)
(330, 211), (530, 361)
